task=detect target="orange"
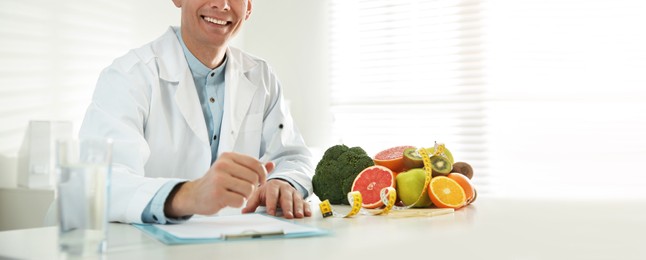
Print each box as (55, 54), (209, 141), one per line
(447, 172), (475, 205)
(428, 176), (466, 209)
(373, 145), (415, 172)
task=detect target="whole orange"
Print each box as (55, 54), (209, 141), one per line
(447, 172), (475, 205)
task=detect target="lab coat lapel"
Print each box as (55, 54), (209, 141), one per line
(174, 71), (209, 146)
(220, 49), (258, 154)
(155, 27), (209, 146)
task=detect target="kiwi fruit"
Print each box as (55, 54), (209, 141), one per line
(430, 155), (452, 177)
(451, 161), (474, 179)
(402, 148), (424, 170)
(426, 145), (455, 165)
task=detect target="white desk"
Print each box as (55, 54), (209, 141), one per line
(1, 197), (645, 259)
(0, 187), (54, 231)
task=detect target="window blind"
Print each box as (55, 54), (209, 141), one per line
(329, 0), (646, 198)
(0, 0), (135, 155)
(329, 0), (491, 193)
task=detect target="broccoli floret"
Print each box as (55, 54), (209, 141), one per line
(312, 144), (375, 205)
(348, 146), (368, 156)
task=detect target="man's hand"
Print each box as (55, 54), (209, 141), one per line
(165, 152), (268, 217)
(242, 179), (312, 219)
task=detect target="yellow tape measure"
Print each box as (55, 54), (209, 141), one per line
(433, 142), (447, 158)
(371, 187), (397, 215)
(390, 147), (433, 210)
(319, 187), (397, 218)
(319, 191), (362, 218)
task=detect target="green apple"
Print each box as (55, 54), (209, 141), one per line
(396, 168), (432, 208)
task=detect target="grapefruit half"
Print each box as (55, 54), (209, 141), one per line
(373, 145), (415, 172)
(351, 165), (396, 209)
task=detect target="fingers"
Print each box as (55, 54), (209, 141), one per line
(264, 161), (275, 174)
(241, 188), (261, 214)
(303, 200), (312, 217)
(295, 199), (312, 218)
(223, 152), (267, 185)
(230, 153), (269, 185)
(279, 189), (295, 219)
(264, 181), (280, 216)
(214, 188), (248, 208)
(262, 180), (310, 219)
(217, 173), (256, 199)
(188, 152), (267, 215)
(291, 192), (303, 218)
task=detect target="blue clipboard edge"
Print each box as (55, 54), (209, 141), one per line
(132, 214), (329, 245)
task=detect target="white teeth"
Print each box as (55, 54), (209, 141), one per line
(204, 16), (227, 25)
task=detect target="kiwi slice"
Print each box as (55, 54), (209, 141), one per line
(451, 161), (474, 179)
(430, 155), (452, 176)
(426, 145), (454, 165)
(402, 148), (424, 170)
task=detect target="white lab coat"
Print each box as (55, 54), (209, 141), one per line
(79, 27), (314, 224)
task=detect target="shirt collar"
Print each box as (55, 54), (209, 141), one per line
(175, 29), (227, 79)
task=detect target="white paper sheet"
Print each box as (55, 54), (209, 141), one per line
(154, 214), (321, 239)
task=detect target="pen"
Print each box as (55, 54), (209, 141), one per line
(222, 230), (285, 240)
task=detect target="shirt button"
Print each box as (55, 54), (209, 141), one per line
(209, 97), (215, 103)
(213, 135), (217, 140)
(210, 72), (215, 77)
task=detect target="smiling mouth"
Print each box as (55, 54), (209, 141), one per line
(202, 16), (230, 25)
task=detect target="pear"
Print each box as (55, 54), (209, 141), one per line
(395, 168), (432, 208)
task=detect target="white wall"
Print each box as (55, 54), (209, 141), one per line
(131, 2), (181, 46)
(0, 0), (180, 187)
(241, 0), (332, 150)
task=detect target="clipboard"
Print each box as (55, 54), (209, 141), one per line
(133, 213), (328, 244)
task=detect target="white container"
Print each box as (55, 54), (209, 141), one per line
(17, 121), (73, 189)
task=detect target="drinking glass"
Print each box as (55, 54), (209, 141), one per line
(55, 138), (112, 256)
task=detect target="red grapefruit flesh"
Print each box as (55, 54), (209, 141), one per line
(373, 145), (415, 172)
(351, 165), (396, 209)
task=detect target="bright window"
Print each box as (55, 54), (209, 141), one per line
(329, 0), (646, 198)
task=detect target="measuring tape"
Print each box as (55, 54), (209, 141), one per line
(319, 191), (362, 218)
(318, 143), (446, 218)
(390, 146), (434, 210)
(319, 187), (397, 218)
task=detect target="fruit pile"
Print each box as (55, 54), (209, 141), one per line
(352, 144), (476, 210)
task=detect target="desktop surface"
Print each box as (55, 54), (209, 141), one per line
(1, 196), (644, 260)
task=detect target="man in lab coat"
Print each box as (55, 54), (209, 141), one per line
(79, 0), (314, 224)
